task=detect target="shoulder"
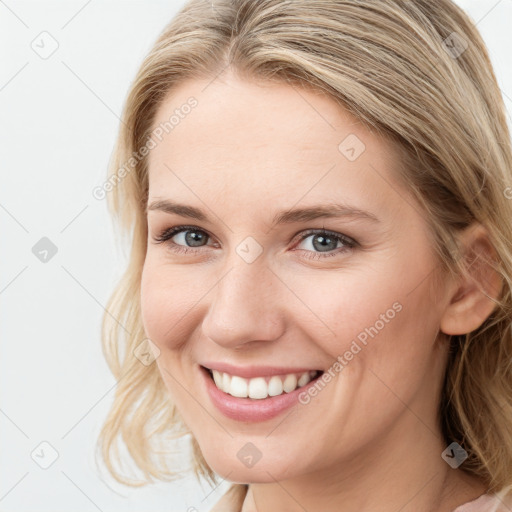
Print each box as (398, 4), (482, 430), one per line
(209, 483), (249, 512)
(452, 492), (512, 512)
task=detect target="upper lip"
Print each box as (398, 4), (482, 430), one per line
(200, 362), (323, 379)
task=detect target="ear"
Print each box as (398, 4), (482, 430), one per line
(440, 223), (503, 336)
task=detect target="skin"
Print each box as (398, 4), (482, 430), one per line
(140, 70), (501, 512)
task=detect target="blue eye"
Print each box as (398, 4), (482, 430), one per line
(293, 229), (357, 260)
(153, 225), (214, 254)
(152, 225), (357, 259)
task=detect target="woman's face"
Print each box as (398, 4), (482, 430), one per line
(141, 72), (452, 483)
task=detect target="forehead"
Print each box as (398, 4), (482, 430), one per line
(146, 73), (410, 220)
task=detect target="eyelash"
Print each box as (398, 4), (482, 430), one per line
(152, 225), (358, 260)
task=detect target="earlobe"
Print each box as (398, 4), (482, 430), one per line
(439, 223), (503, 336)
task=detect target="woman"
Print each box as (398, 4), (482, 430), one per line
(96, 1), (512, 510)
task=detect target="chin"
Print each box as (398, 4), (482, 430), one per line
(203, 448), (301, 483)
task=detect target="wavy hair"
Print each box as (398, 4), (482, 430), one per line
(95, 0), (512, 498)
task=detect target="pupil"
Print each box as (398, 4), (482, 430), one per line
(312, 234), (336, 252)
(185, 230), (206, 247)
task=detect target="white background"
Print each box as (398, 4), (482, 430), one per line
(1, 1), (511, 511)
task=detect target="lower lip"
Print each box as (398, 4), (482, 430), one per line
(200, 365), (323, 422)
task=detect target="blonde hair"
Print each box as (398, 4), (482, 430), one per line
(96, 0), (512, 497)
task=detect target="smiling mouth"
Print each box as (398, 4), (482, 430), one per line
(202, 366), (324, 400)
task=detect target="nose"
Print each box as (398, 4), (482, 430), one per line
(201, 256), (287, 350)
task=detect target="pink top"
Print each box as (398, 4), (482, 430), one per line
(210, 485), (512, 512)
(452, 492), (510, 512)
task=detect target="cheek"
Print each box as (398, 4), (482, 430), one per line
(140, 258), (200, 349)
(286, 272), (441, 451)
(293, 256), (438, 373)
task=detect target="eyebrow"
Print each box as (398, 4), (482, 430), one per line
(147, 199), (380, 225)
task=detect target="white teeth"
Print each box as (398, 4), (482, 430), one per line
(283, 374), (297, 393)
(212, 370), (222, 388)
(230, 376), (248, 397)
(248, 377), (267, 399)
(298, 371), (310, 387)
(209, 369), (320, 399)
(222, 372), (231, 392)
(268, 376), (283, 396)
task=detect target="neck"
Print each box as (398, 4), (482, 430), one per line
(244, 412), (487, 512)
